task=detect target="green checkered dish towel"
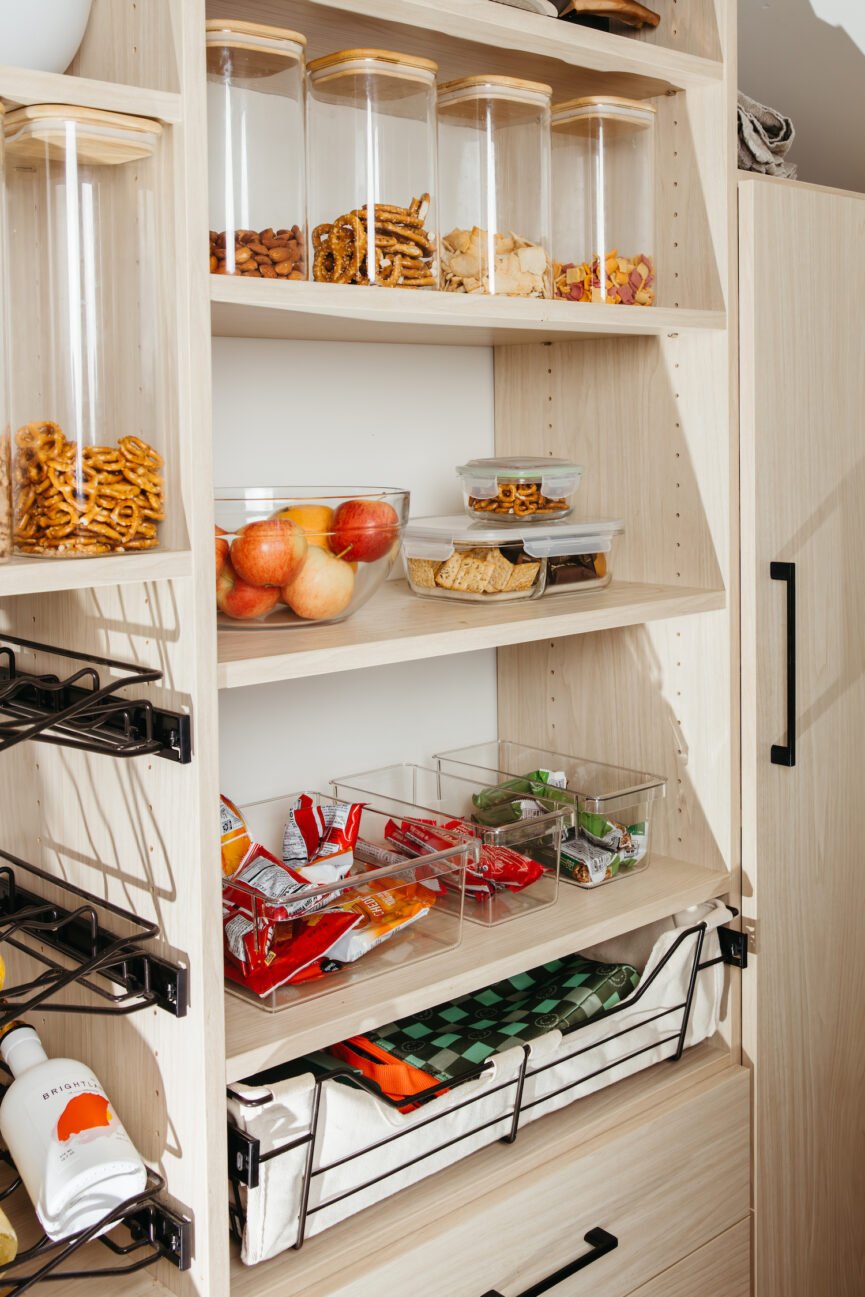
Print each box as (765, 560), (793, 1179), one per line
(359, 952), (640, 1085)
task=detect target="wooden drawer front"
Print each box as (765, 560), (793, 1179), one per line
(309, 1067), (749, 1297)
(628, 1218), (750, 1297)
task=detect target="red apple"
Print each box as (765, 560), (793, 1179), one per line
(230, 518), (307, 588)
(215, 526), (229, 580)
(217, 560), (281, 620)
(330, 499), (400, 564)
(282, 547), (355, 621)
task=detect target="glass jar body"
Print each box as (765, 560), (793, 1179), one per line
(4, 107), (167, 558)
(438, 80), (553, 299)
(552, 100), (656, 306)
(207, 23), (307, 281)
(307, 52), (439, 289)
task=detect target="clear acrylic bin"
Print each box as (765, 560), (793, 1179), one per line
(434, 741), (666, 889)
(224, 793), (470, 1013)
(331, 764), (568, 925)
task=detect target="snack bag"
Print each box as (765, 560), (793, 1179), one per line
(220, 794), (252, 877)
(471, 771), (572, 829)
(224, 906), (359, 998)
(223, 843), (335, 922)
(326, 877), (434, 964)
(283, 794), (363, 884)
(386, 818), (545, 896)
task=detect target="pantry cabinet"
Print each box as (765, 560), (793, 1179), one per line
(1, 2), (824, 1296)
(740, 174), (865, 1297)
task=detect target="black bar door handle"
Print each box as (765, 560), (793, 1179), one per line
(770, 561), (796, 767)
(480, 1227), (618, 1297)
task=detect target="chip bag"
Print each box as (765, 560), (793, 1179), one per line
(224, 906), (360, 998)
(220, 794), (252, 877)
(283, 794), (363, 884)
(223, 843), (335, 922)
(326, 877), (434, 964)
(386, 818), (545, 897)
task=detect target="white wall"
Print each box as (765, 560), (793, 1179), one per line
(212, 337), (500, 805)
(739, 0), (865, 192)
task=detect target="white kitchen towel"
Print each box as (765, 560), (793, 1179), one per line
(230, 899), (732, 1265)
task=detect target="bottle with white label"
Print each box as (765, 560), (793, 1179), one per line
(0, 1024), (148, 1240)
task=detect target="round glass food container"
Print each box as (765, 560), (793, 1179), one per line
(307, 49), (438, 288)
(206, 20), (307, 281)
(0, 104), (9, 564)
(457, 456), (583, 522)
(551, 96), (656, 305)
(4, 105), (166, 558)
(215, 487), (410, 627)
(437, 76), (553, 298)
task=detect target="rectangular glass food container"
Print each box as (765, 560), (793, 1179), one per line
(331, 764), (569, 925)
(224, 793), (470, 1013)
(402, 515), (622, 604)
(433, 741), (666, 890)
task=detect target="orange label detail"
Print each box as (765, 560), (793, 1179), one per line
(57, 1092), (113, 1142)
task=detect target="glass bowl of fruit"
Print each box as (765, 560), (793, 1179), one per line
(214, 487), (410, 628)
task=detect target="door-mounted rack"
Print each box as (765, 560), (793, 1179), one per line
(0, 850), (188, 1020)
(0, 635), (192, 763)
(0, 1162), (191, 1296)
(227, 918), (745, 1250)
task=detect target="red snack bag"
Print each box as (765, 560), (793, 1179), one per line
(223, 842), (332, 922)
(223, 904), (272, 972)
(224, 908), (359, 998)
(283, 794), (363, 884)
(396, 818), (545, 896)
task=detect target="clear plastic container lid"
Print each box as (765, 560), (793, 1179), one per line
(403, 514), (623, 561)
(457, 457), (583, 500)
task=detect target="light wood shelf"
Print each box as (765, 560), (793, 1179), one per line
(0, 66), (182, 122)
(224, 855), (731, 1081)
(229, 1043), (737, 1297)
(217, 579), (726, 689)
(211, 278), (725, 347)
(0, 550), (193, 599)
(208, 0), (723, 95)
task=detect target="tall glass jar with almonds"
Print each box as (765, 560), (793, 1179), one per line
(551, 97), (656, 305)
(307, 49), (439, 289)
(206, 20), (307, 281)
(4, 106), (167, 557)
(437, 77), (553, 298)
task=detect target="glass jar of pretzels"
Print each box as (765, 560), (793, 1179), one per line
(4, 105), (166, 557)
(307, 49), (439, 289)
(206, 20), (307, 281)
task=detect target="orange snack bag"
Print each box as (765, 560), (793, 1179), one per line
(326, 877), (434, 964)
(221, 795), (252, 877)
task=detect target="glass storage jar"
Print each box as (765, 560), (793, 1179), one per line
(551, 96), (656, 305)
(0, 104), (9, 563)
(206, 19), (307, 281)
(307, 49), (438, 289)
(437, 76), (553, 298)
(4, 105), (166, 557)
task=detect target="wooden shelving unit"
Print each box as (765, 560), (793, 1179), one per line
(211, 278), (725, 346)
(224, 855), (730, 1081)
(0, 0), (740, 1293)
(217, 579), (726, 689)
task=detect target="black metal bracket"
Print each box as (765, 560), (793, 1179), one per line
(0, 851), (189, 1020)
(126, 1196), (193, 1272)
(0, 635), (192, 763)
(718, 925), (749, 969)
(228, 1123), (261, 1191)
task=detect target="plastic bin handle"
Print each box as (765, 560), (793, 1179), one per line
(479, 1227), (618, 1296)
(770, 562), (796, 768)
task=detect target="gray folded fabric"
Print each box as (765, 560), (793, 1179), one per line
(737, 90), (798, 179)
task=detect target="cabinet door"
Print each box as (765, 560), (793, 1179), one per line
(740, 175), (865, 1297)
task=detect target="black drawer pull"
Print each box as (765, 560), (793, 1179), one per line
(480, 1227), (618, 1297)
(770, 561), (797, 767)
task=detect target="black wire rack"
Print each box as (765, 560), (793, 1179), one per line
(0, 635), (192, 763)
(0, 1160), (191, 1295)
(0, 850), (188, 1022)
(227, 916), (746, 1251)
